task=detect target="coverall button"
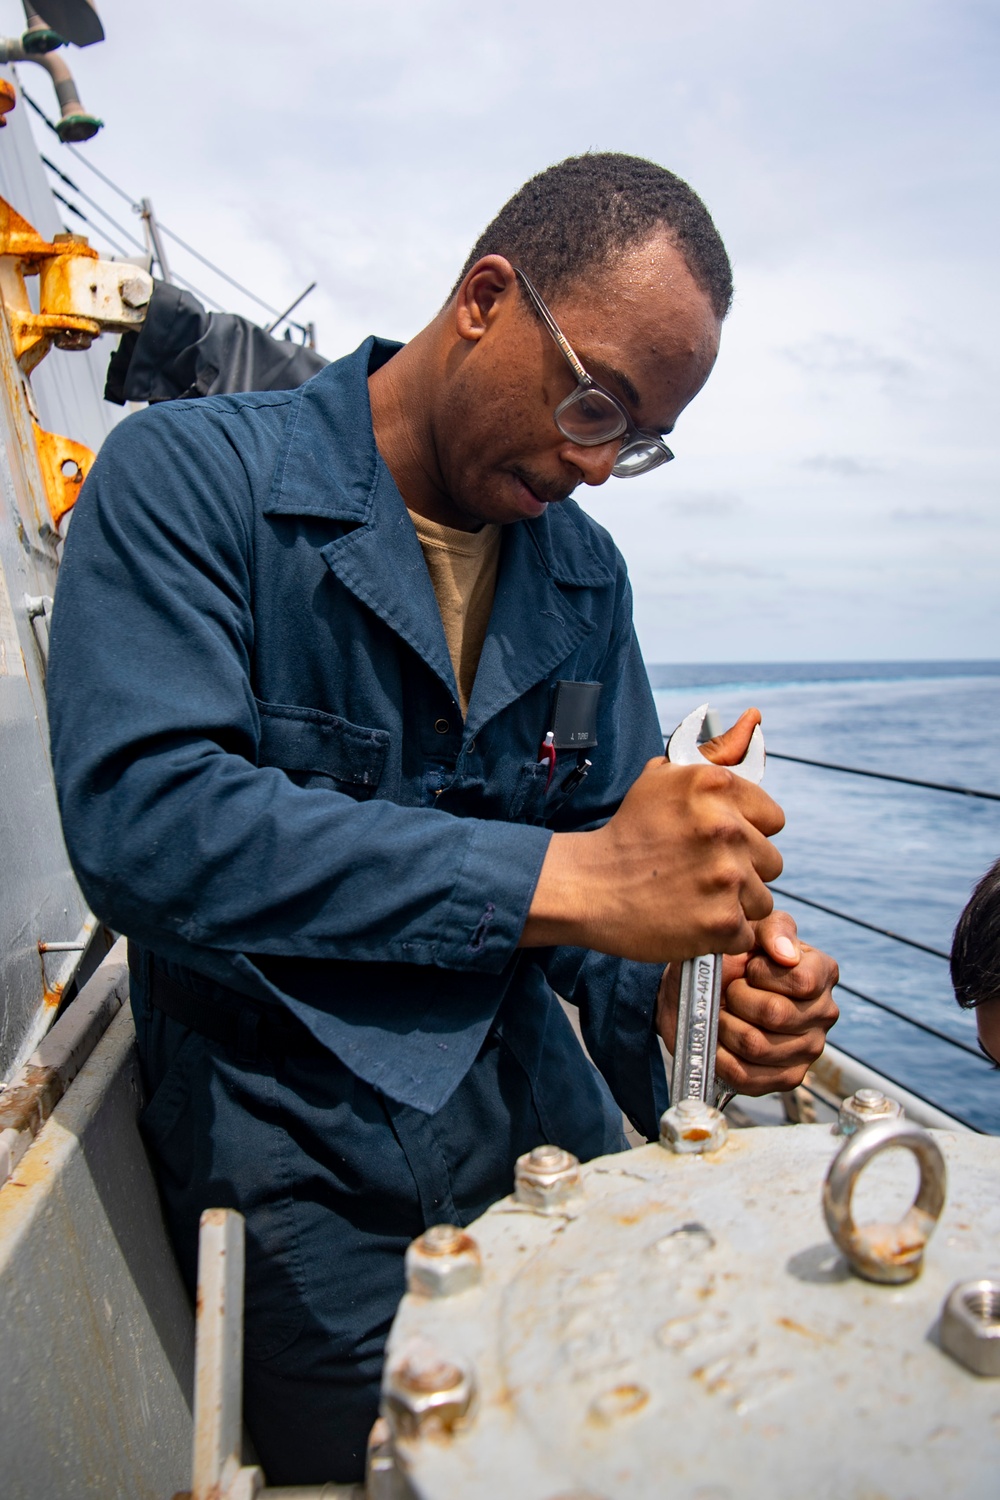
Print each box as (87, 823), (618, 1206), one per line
(434, 718), (449, 734)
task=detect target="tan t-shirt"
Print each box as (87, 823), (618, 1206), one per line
(408, 509), (502, 717)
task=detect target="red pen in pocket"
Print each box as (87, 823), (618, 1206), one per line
(538, 730), (556, 790)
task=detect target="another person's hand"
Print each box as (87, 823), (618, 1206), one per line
(656, 909), (840, 1095)
(523, 709), (784, 963)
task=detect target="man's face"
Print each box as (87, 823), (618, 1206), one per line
(431, 233), (722, 529)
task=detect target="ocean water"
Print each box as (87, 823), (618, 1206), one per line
(647, 662), (1000, 1134)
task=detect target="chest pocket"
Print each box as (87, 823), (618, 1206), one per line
(508, 757), (587, 826)
(256, 699), (389, 799)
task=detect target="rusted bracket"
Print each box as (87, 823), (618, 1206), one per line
(32, 422), (94, 528)
(0, 197), (151, 372)
(0, 195), (152, 525)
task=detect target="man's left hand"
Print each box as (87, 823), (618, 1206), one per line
(656, 910), (840, 1096)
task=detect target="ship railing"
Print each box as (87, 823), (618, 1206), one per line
(670, 739), (997, 1133)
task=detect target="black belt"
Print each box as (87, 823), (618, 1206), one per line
(145, 960), (318, 1063)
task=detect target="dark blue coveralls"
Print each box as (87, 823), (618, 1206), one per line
(47, 337), (670, 1484)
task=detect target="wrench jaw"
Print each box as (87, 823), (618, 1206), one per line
(665, 702), (711, 767)
(666, 703), (766, 786)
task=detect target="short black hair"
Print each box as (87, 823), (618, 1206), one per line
(951, 857), (1000, 1008)
(453, 152), (733, 319)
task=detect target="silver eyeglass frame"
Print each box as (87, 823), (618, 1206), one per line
(515, 267), (674, 478)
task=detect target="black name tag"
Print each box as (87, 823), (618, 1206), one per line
(551, 680), (602, 750)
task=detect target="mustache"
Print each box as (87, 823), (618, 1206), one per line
(512, 468), (576, 505)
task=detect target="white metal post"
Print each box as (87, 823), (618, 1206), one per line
(192, 1208), (262, 1500)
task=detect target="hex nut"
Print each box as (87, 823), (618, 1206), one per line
(119, 274), (152, 309)
(836, 1087), (903, 1137)
(940, 1279), (1000, 1377)
(659, 1098), (728, 1155)
(382, 1349), (475, 1438)
(405, 1224), (482, 1297)
(514, 1144), (582, 1211)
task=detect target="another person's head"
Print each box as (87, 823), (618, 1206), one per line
(951, 857), (1000, 1065)
(418, 153), (730, 529)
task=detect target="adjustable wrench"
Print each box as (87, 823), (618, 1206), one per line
(665, 704), (766, 1109)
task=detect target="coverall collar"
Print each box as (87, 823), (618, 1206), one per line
(265, 338), (614, 733)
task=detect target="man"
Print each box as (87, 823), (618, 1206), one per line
(48, 153), (838, 1484)
(951, 856), (1000, 1064)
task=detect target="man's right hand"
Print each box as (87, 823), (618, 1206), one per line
(520, 709), (785, 964)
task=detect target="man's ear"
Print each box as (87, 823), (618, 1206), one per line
(455, 256), (517, 344)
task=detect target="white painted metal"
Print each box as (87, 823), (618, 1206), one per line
(0, 933), (126, 1183)
(815, 1041), (972, 1133)
(192, 1208), (264, 1500)
(0, 263), (92, 1079)
(0, 1001), (194, 1500)
(0, 63), (124, 454)
(0, 62), (125, 1083)
(385, 1124), (1000, 1499)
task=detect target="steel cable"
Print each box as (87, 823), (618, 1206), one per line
(834, 981), (984, 1061)
(768, 751), (1000, 802)
(769, 886), (951, 961)
(24, 88), (297, 326)
(49, 188), (131, 256)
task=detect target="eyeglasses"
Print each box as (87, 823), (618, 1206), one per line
(515, 268), (674, 479)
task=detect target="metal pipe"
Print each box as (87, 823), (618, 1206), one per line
(0, 36), (102, 140)
(264, 281), (316, 335)
(814, 1041), (974, 1133)
(139, 197), (171, 283)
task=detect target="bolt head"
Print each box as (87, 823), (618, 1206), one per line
(837, 1088), (903, 1137)
(383, 1347), (475, 1437)
(659, 1099), (728, 1154)
(514, 1144), (582, 1211)
(405, 1224), (482, 1297)
(940, 1279), (1000, 1377)
(119, 275), (151, 310)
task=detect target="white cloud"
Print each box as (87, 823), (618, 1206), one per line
(11, 0), (999, 660)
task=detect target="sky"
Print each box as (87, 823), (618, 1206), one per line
(9, 0), (1000, 662)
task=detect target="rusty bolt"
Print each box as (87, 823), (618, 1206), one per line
(940, 1279), (1000, 1377)
(382, 1348), (475, 1438)
(514, 1144), (582, 1211)
(53, 330), (94, 351)
(405, 1223), (482, 1297)
(119, 275), (152, 310)
(366, 1415), (400, 1493)
(836, 1087), (903, 1137)
(659, 1097), (728, 1155)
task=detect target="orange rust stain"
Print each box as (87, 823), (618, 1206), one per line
(682, 1128), (711, 1142)
(32, 423), (94, 527)
(866, 1231), (925, 1262)
(777, 1316), (827, 1343)
(0, 1064), (64, 1136)
(0, 196), (99, 374)
(421, 1230), (478, 1258)
(609, 1383), (648, 1410)
(589, 1383), (650, 1424)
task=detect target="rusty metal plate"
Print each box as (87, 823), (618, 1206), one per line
(385, 1125), (1000, 1500)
